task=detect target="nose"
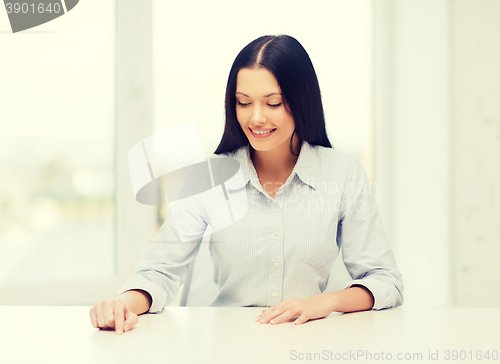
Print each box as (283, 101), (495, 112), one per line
(249, 104), (266, 125)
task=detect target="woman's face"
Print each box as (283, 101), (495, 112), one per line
(235, 67), (295, 153)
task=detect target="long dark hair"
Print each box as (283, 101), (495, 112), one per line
(214, 34), (332, 155)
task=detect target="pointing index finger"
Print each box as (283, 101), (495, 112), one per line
(114, 300), (125, 335)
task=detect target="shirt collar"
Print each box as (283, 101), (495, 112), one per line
(225, 140), (318, 191)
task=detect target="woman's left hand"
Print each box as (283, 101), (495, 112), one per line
(254, 293), (336, 325)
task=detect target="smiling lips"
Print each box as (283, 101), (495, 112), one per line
(249, 127), (277, 139)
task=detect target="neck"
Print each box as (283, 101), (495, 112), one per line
(250, 137), (302, 178)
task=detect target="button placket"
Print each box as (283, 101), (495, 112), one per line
(273, 200), (283, 211)
(268, 201), (284, 305)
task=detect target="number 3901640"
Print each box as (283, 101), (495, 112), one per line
(5, 2), (62, 14)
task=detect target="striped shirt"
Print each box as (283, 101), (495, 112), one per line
(116, 140), (404, 312)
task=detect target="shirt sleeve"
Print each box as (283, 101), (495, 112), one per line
(115, 166), (209, 313)
(337, 157), (404, 310)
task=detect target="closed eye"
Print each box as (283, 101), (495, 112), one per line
(237, 101), (250, 106)
(268, 103), (282, 108)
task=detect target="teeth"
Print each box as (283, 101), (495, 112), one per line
(251, 129), (274, 135)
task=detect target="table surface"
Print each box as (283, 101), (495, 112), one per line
(0, 306), (499, 364)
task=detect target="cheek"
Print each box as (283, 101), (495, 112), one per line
(278, 111), (295, 130)
(235, 108), (246, 125)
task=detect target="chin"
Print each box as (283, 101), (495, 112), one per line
(248, 139), (289, 153)
(250, 144), (273, 152)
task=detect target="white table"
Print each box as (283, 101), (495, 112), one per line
(0, 306), (499, 363)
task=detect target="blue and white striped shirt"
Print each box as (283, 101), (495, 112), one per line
(116, 141), (404, 312)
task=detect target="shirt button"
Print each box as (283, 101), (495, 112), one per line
(272, 292), (278, 297)
(274, 230), (280, 236)
(253, 188), (257, 192)
(296, 184), (301, 189)
(274, 262), (280, 268)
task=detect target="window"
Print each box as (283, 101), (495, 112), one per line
(0, 1), (115, 288)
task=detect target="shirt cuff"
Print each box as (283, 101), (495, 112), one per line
(345, 277), (402, 310)
(115, 277), (168, 314)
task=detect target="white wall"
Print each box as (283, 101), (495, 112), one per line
(451, 0), (500, 307)
(375, 0), (452, 307)
(377, 0), (500, 308)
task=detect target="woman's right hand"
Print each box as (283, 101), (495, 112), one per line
(89, 298), (139, 335)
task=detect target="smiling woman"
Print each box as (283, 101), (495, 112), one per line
(216, 35), (331, 157)
(90, 34), (403, 334)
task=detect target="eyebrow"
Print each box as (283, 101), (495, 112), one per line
(235, 92), (282, 98)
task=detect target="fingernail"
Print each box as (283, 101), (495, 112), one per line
(123, 325), (129, 331)
(270, 320), (275, 324)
